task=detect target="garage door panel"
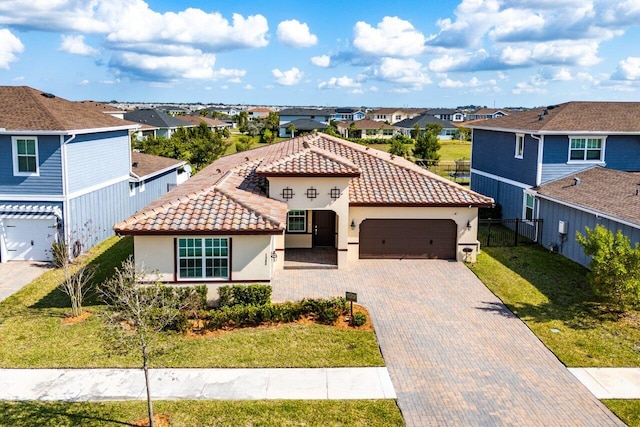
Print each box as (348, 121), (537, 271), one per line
(359, 219), (456, 259)
(4, 218), (57, 261)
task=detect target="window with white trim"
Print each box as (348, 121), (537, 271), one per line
(287, 210), (306, 232)
(524, 193), (535, 221)
(177, 238), (229, 279)
(569, 137), (604, 161)
(12, 137), (39, 176)
(139, 180), (146, 192)
(515, 134), (524, 159)
(129, 182), (136, 197)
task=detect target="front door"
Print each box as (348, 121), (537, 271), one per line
(313, 211), (335, 247)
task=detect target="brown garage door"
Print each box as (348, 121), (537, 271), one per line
(359, 219), (457, 259)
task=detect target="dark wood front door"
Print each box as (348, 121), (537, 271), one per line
(313, 211), (335, 247)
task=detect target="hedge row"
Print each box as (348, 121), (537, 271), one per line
(217, 284), (271, 307)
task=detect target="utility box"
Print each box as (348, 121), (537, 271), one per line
(558, 220), (568, 235)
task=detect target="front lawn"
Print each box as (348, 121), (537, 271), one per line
(0, 400), (403, 427)
(0, 236), (384, 369)
(468, 244), (640, 425)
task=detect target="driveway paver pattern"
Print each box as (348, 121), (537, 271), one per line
(271, 260), (623, 426)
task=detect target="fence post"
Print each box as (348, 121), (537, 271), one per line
(487, 219), (491, 247)
(514, 218), (519, 246)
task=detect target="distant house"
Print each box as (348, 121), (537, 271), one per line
(156, 105), (189, 116)
(178, 115), (233, 132)
(369, 108), (423, 124)
(468, 101), (640, 265)
(124, 109), (193, 139)
(337, 119), (399, 139)
(0, 86), (185, 262)
(279, 119), (328, 138)
(130, 152), (187, 212)
(332, 108), (366, 122)
(466, 108), (508, 121)
(114, 133), (493, 286)
(278, 108), (335, 137)
(247, 107), (273, 120)
(425, 109), (465, 122)
(395, 115), (458, 140)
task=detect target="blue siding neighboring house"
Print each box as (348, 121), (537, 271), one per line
(278, 108), (335, 137)
(468, 101), (640, 264)
(0, 86), (186, 262)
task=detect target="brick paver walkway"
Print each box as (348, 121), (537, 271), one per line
(271, 260), (623, 426)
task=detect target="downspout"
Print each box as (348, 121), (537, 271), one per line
(530, 134), (543, 186)
(61, 134), (77, 246)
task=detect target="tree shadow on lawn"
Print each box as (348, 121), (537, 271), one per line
(478, 245), (619, 330)
(30, 237), (133, 310)
(0, 401), (133, 427)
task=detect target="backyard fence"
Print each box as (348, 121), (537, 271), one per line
(478, 218), (543, 247)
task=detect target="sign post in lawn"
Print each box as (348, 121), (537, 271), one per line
(345, 291), (357, 326)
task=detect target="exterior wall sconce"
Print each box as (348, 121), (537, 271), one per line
(281, 187), (294, 200)
(330, 187), (341, 200)
(350, 220), (356, 230)
(466, 220), (472, 230)
(306, 187), (318, 199)
(271, 251), (278, 261)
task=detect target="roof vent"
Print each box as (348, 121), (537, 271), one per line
(132, 162), (138, 167)
(41, 92), (56, 99)
(573, 177), (581, 186)
(538, 113), (544, 121)
(543, 109), (548, 115)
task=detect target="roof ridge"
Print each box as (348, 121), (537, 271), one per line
(215, 185), (285, 228)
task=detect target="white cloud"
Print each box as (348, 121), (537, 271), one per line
(220, 85), (228, 90)
(272, 67), (303, 85)
(318, 76), (362, 90)
(109, 51), (217, 80)
(12, 76), (25, 81)
(311, 55), (330, 67)
(277, 19), (317, 48)
(611, 57), (640, 80)
(538, 67), (574, 81)
(500, 46), (531, 66)
(243, 84), (254, 90)
(439, 76), (495, 88)
(0, 28), (24, 69)
(369, 58), (431, 90)
(211, 68), (246, 80)
(78, 79), (90, 86)
(59, 34), (99, 56)
(353, 16), (426, 57)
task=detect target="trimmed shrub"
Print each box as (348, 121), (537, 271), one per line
(352, 312), (367, 327)
(218, 284), (272, 307)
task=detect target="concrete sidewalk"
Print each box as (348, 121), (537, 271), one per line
(0, 261), (52, 302)
(570, 368), (640, 399)
(0, 367), (396, 402)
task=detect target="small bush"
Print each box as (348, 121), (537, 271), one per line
(319, 308), (339, 324)
(51, 241), (69, 268)
(218, 284), (272, 307)
(352, 312), (367, 327)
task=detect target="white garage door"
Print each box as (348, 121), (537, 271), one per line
(3, 218), (58, 261)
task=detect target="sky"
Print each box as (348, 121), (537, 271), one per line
(1, 0), (640, 108)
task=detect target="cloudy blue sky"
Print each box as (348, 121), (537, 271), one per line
(1, 0), (639, 107)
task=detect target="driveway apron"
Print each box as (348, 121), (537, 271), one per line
(271, 260), (623, 426)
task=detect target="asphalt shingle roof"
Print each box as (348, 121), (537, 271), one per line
(469, 101), (640, 134)
(395, 114), (455, 129)
(131, 152), (186, 180)
(124, 109), (192, 129)
(535, 167), (640, 226)
(0, 86), (137, 132)
(114, 133), (493, 234)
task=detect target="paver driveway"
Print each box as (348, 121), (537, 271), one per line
(271, 260), (623, 426)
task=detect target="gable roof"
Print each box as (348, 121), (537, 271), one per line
(178, 115), (231, 127)
(468, 101), (640, 134)
(395, 114), (455, 129)
(0, 86), (138, 133)
(131, 151), (186, 181)
(279, 108), (335, 116)
(124, 109), (193, 129)
(114, 133), (493, 235)
(535, 167), (640, 227)
(279, 118), (329, 131)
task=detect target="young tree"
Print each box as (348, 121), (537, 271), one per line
(287, 122), (297, 138)
(388, 137), (408, 158)
(576, 225), (640, 311)
(348, 122), (358, 138)
(235, 111), (249, 133)
(425, 123), (443, 137)
(412, 127), (441, 163)
(454, 126), (472, 142)
(52, 241), (95, 318)
(101, 258), (200, 427)
(265, 112), (280, 135)
(235, 135), (252, 152)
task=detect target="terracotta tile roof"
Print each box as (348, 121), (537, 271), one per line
(256, 141), (361, 177)
(114, 133), (493, 234)
(468, 101), (640, 134)
(535, 167), (640, 226)
(131, 151), (186, 181)
(0, 86), (138, 132)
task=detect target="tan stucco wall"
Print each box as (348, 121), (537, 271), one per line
(347, 206), (480, 262)
(134, 234), (277, 283)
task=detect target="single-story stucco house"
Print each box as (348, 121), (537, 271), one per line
(114, 133), (493, 284)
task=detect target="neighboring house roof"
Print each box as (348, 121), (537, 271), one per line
(280, 118), (328, 131)
(178, 115), (231, 127)
(0, 86), (138, 132)
(131, 151), (186, 181)
(124, 109), (192, 129)
(248, 107), (273, 113)
(535, 167), (640, 227)
(337, 119), (397, 130)
(471, 108), (507, 116)
(468, 101), (640, 134)
(426, 108), (460, 115)
(114, 133), (493, 235)
(279, 108), (336, 116)
(395, 115), (455, 129)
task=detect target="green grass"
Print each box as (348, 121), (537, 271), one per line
(438, 139), (471, 162)
(0, 400), (403, 427)
(469, 245), (640, 367)
(602, 400), (640, 427)
(0, 236), (384, 369)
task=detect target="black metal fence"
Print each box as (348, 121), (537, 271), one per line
(478, 219), (543, 247)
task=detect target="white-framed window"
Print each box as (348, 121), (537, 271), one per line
(12, 136), (39, 176)
(515, 134), (524, 159)
(523, 192), (535, 221)
(177, 237), (229, 279)
(568, 137), (604, 162)
(139, 180), (146, 192)
(129, 182), (136, 197)
(287, 210), (306, 232)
